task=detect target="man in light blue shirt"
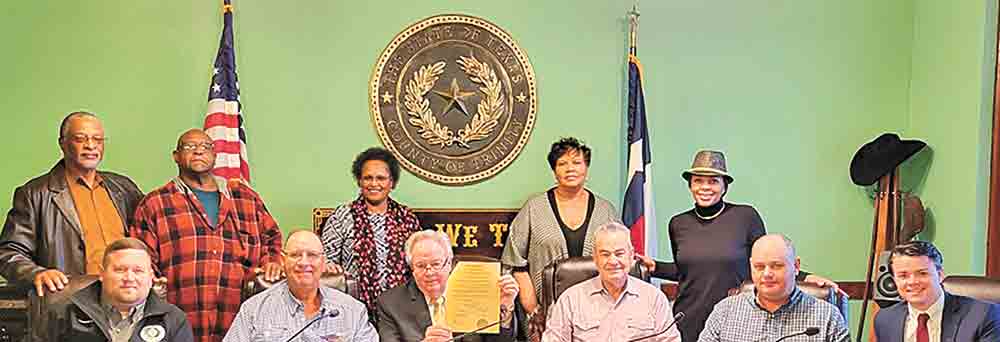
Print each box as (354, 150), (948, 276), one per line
(223, 230), (377, 342)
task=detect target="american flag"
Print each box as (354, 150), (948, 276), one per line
(622, 52), (657, 257)
(203, 0), (249, 182)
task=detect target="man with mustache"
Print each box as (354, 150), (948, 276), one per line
(698, 234), (848, 342)
(129, 129), (283, 342)
(874, 241), (1000, 342)
(224, 230), (377, 342)
(376, 230), (519, 342)
(41, 238), (193, 342)
(0, 111), (143, 296)
(542, 222), (681, 342)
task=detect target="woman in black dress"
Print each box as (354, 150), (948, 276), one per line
(639, 150), (839, 342)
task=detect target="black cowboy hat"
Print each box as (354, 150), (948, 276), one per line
(850, 133), (926, 186)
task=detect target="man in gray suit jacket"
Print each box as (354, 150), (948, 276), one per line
(874, 241), (1000, 342)
(376, 230), (518, 342)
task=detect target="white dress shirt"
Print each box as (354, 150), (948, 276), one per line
(904, 292), (945, 342)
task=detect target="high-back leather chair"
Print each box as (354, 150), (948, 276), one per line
(540, 256), (651, 316)
(942, 275), (1000, 304)
(241, 272), (355, 302)
(26, 275), (101, 342)
(737, 280), (850, 322)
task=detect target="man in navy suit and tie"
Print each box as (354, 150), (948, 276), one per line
(874, 241), (1000, 342)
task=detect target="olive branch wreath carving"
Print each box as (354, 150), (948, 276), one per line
(403, 55), (505, 148)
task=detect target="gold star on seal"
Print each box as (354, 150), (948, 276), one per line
(433, 78), (475, 117)
(381, 91), (394, 104)
(516, 92), (527, 103)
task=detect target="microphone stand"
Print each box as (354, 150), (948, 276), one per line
(283, 309), (339, 342)
(447, 320), (502, 342)
(626, 311), (685, 342)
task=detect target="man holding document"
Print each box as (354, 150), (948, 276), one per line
(376, 230), (519, 342)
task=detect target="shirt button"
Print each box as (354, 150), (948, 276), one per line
(213, 250), (218, 255)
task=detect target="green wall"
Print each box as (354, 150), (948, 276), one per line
(905, 0), (997, 276)
(1, 1), (996, 339)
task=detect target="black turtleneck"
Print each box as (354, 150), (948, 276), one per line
(693, 200), (725, 219)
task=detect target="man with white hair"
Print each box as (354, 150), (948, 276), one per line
(376, 230), (519, 342)
(542, 222), (681, 342)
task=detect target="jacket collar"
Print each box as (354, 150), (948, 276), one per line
(892, 291), (960, 342)
(46, 160), (70, 192)
(405, 279), (433, 325)
(71, 281), (174, 322)
(47, 160), (83, 237)
(940, 292), (961, 342)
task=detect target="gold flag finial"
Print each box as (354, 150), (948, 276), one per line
(628, 2), (640, 54)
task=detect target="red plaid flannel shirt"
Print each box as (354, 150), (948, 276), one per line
(129, 178), (282, 342)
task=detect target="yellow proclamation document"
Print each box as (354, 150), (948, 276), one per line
(444, 261), (501, 333)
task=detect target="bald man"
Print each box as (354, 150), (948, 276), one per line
(698, 234), (849, 342)
(225, 230), (376, 342)
(129, 129), (283, 342)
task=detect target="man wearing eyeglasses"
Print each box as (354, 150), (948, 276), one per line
(376, 230), (519, 342)
(224, 230), (377, 342)
(0, 111), (144, 296)
(129, 128), (283, 342)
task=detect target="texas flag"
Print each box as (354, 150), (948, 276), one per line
(622, 53), (657, 257)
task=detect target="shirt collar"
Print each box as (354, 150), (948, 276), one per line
(172, 176), (231, 198)
(65, 170), (104, 189)
(586, 276), (639, 297)
(100, 293), (146, 323)
(907, 290), (945, 318)
(279, 281), (339, 314)
(751, 286), (804, 312)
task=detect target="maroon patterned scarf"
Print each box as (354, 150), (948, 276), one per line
(350, 195), (419, 321)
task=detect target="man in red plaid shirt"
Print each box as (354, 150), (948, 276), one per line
(129, 129), (283, 342)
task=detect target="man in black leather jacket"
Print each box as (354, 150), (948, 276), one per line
(0, 111), (143, 294)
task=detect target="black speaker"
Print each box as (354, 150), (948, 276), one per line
(874, 252), (901, 303)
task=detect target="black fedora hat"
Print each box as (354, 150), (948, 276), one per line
(850, 133), (926, 186)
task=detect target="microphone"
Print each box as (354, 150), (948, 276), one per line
(775, 327), (820, 342)
(446, 319), (503, 342)
(626, 311), (685, 342)
(283, 308), (340, 342)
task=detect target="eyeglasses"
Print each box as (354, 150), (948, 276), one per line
(63, 134), (107, 144)
(178, 142), (215, 152)
(283, 250), (324, 262)
(413, 258), (451, 273)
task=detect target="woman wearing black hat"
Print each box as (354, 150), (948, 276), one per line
(639, 150), (839, 342)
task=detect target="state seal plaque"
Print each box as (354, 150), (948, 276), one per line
(370, 14), (537, 185)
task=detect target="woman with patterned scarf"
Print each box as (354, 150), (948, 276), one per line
(320, 147), (421, 322)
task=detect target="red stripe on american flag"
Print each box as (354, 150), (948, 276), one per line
(204, 112), (240, 127)
(212, 167), (242, 181)
(211, 140), (243, 154)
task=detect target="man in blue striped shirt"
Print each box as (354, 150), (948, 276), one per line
(223, 230), (377, 342)
(698, 234), (849, 342)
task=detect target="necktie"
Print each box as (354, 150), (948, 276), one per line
(916, 313), (930, 342)
(433, 297), (447, 328)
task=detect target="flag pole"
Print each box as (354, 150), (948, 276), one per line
(628, 2), (640, 55)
